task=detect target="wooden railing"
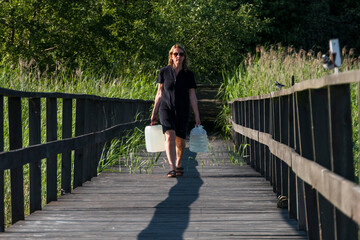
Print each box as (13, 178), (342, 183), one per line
(0, 87), (152, 231)
(230, 70), (360, 240)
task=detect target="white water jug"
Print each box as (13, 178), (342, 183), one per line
(189, 125), (208, 152)
(145, 124), (166, 152)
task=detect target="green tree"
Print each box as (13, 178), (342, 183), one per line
(0, 0), (264, 80)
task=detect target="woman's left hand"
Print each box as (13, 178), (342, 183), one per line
(195, 116), (201, 127)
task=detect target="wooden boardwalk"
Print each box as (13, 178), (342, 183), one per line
(1, 136), (307, 239)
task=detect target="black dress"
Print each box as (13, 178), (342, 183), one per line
(157, 65), (196, 139)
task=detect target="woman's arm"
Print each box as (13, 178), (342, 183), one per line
(151, 83), (163, 124)
(189, 88), (201, 126)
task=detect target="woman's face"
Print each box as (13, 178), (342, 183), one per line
(171, 47), (185, 68)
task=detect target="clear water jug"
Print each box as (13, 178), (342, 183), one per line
(145, 124), (166, 152)
(189, 125), (208, 152)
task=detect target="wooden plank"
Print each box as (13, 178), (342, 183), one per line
(310, 88), (335, 239)
(264, 98), (270, 181)
(254, 100), (260, 171)
(289, 93), (297, 220)
(29, 98), (42, 213)
(293, 92), (306, 231)
(233, 101), (239, 147)
(62, 98), (72, 193)
(94, 99), (103, 177)
(46, 98), (58, 203)
(273, 97), (281, 196)
(296, 90), (319, 239)
(1, 137), (307, 239)
(83, 99), (92, 182)
(8, 97), (24, 224)
(280, 95), (289, 198)
(74, 98), (85, 188)
(329, 85), (359, 239)
(259, 99), (265, 176)
(247, 101), (255, 168)
(269, 97), (275, 189)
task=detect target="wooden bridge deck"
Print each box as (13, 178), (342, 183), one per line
(1, 136), (307, 239)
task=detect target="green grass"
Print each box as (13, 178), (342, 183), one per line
(1, 59), (158, 100)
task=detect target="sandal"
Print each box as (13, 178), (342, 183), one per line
(176, 167), (184, 176)
(167, 170), (176, 178)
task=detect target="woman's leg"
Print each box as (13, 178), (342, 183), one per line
(165, 130), (177, 172)
(176, 136), (186, 168)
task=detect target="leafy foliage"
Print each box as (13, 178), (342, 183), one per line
(1, 0), (360, 82)
(0, 0), (264, 81)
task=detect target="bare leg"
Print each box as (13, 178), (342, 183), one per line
(176, 136), (186, 168)
(164, 130), (176, 172)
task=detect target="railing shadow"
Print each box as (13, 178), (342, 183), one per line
(138, 149), (203, 240)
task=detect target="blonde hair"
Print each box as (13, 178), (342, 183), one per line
(168, 44), (189, 71)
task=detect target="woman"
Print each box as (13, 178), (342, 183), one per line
(151, 44), (201, 178)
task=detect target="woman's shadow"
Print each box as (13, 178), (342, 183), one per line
(138, 149), (203, 240)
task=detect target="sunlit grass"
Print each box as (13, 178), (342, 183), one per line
(0, 59), (158, 100)
(0, 60), (157, 227)
(217, 44), (360, 180)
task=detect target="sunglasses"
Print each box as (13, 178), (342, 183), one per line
(172, 52), (184, 57)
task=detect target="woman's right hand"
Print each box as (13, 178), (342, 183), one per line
(151, 113), (158, 125)
(151, 83), (163, 125)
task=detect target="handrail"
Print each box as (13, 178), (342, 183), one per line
(230, 70), (360, 240)
(229, 70), (360, 101)
(231, 120), (360, 223)
(0, 87), (153, 231)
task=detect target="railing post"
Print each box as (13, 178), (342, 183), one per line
(84, 98), (95, 181)
(289, 92), (297, 220)
(310, 87), (335, 240)
(100, 99), (112, 164)
(46, 97), (58, 203)
(294, 92), (306, 231)
(8, 97), (24, 224)
(329, 85), (358, 239)
(74, 98), (85, 188)
(273, 96), (281, 195)
(296, 90), (319, 239)
(280, 95), (289, 198)
(236, 101), (242, 150)
(232, 101), (238, 147)
(0, 96), (4, 232)
(62, 98), (72, 193)
(254, 100), (260, 172)
(93, 99), (103, 177)
(259, 99), (265, 176)
(244, 101), (250, 164)
(270, 97), (275, 189)
(29, 98), (42, 212)
(264, 98), (270, 180)
(240, 101), (246, 161)
(247, 100), (254, 167)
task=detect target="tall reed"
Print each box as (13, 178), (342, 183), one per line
(217, 44), (360, 180)
(1, 60), (158, 100)
(0, 60), (157, 227)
